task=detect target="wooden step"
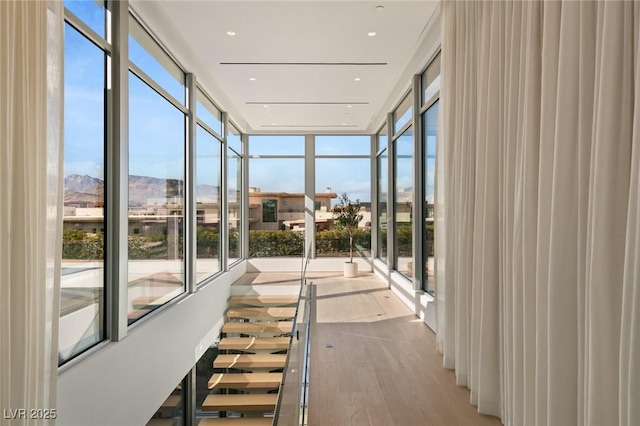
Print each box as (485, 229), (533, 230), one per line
(201, 393), (278, 412)
(208, 372), (283, 390)
(218, 337), (290, 352)
(198, 416), (273, 425)
(228, 295), (298, 307)
(222, 321), (293, 336)
(226, 307), (296, 321)
(214, 354), (287, 370)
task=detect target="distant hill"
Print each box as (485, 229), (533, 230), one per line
(64, 174), (220, 207)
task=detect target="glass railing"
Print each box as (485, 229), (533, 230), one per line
(273, 246), (313, 425)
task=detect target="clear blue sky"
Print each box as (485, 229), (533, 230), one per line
(63, 1), (437, 205)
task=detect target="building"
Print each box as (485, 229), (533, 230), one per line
(2, 1), (639, 426)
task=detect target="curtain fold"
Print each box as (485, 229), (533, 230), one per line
(0, 0), (63, 421)
(437, 1), (640, 425)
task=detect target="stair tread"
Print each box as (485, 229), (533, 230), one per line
(214, 354), (287, 369)
(228, 296), (298, 307)
(218, 337), (290, 351)
(208, 372), (283, 389)
(201, 393), (278, 412)
(222, 321), (293, 335)
(197, 418), (272, 426)
(226, 307), (296, 320)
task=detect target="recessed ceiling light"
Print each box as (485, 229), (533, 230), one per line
(249, 77), (256, 81)
(368, 32), (377, 37)
(263, 105), (268, 108)
(347, 105), (352, 108)
(341, 123), (347, 126)
(271, 123), (276, 126)
(226, 31), (236, 36)
(354, 78), (361, 81)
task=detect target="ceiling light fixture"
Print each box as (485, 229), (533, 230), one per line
(263, 105), (268, 108)
(354, 77), (361, 81)
(249, 77), (256, 81)
(368, 32), (377, 37)
(347, 105), (352, 108)
(226, 31), (236, 36)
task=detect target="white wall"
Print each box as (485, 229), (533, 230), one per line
(373, 258), (436, 332)
(56, 262), (246, 426)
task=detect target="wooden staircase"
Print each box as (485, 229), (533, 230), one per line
(201, 293), (297, 423)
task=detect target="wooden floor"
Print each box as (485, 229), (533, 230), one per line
(307, 273), (502, 426)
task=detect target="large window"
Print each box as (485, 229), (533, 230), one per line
(227, 123), (243, 266)
(60, 4), (108, 365)
(423, 101), (438, 293)
(127, 15), (186, 324)
(315, 136), (371, 258)
(394, 93), (413, 133)
(421, 52), (440, 294)
(195, 124), (221, 283)
(394, 128), (413, 278)
(248, 136), (305, 257)
(376, 124), (388, 262)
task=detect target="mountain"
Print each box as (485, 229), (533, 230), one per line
(64, 174), (219, 207)
(64, 174), (104, 206)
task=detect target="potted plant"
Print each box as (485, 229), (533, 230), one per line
(332, 193), (363, 277)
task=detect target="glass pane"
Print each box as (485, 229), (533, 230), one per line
(60, 23), (106, 365)
(377, 123), (388, 153)
(197, 88), (223, 136)
(422, 51), (441, 105)
(129, 15), (185, 104)
(423, 100), (439, 293)
(393, 93), (413, 134)
(315, 159), (371, 258)
(249, 158), (305, 257)
(128, 72), (185, 324)
(249, 135), (305, 156)
(196, 126), (221, 283)
(377, 149), (388, 262)
(315, 135), (370, 156)
(228, 122), (242, 153)
(395, 128), (413, 278)
(64, 0), (105, 39)
(195, 343), (223, 422)
(228, 149), (242, 265)
(145, 380), (184, 425)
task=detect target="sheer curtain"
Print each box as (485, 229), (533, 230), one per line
(437, 1), (640, 425)
(0, 0), (63, 420)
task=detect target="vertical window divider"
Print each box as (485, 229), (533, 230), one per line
(305, 135), (315, 259)
(386, 112), (394, 273)
(412, 74), (424, 291)
(221, 112), (229, 271)
(370, 134), (378, 261)
(186, 73), (197, 293)
(241, 134), (249, 260)
(107, 0), (129, 341)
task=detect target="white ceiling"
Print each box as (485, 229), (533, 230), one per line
(131, 1), (440, 134)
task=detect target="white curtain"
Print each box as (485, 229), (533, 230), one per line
(0, 0), (63, 421)
(437, 1), (640, 425)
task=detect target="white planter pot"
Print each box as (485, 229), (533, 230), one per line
(344, 262), (358, 278)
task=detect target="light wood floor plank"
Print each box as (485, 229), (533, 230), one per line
(307, 273), (502, 426)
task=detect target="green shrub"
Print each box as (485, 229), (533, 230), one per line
(248, 230), (304, 257)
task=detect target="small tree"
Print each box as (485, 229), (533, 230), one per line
(332, 193), (363, 263)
